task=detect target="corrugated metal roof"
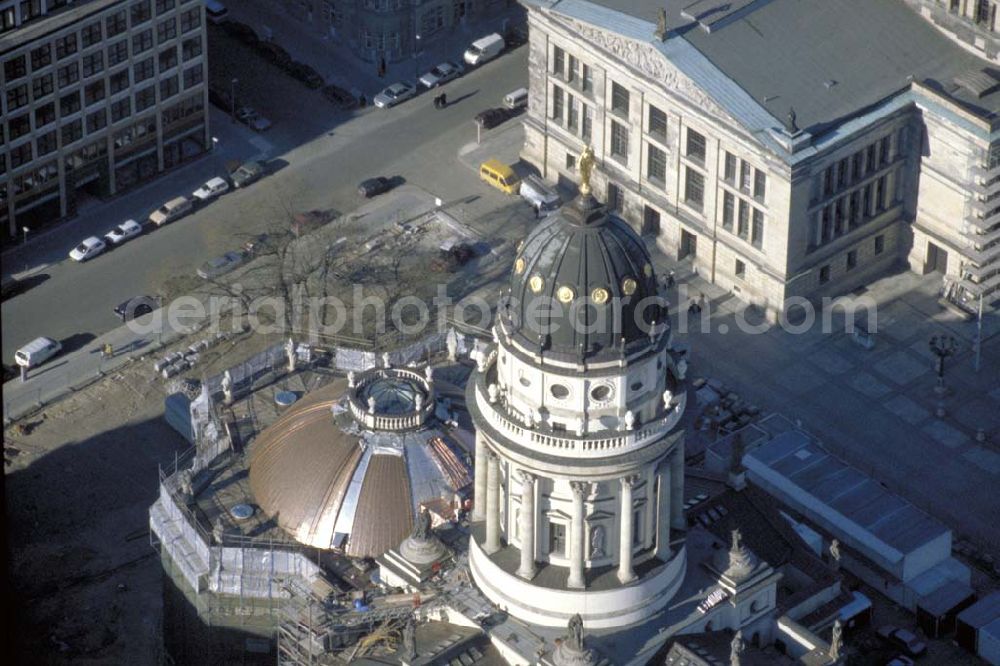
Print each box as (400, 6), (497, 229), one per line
(746, 431), (949, 556)
(347, 452), (412, 558)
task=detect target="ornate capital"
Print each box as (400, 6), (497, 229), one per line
(619, 474), (639, 490)
(516, 470), (535, 487)
(569, 481), (588, 498)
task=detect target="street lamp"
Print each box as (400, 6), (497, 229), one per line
(929, 334), (958, 417)
(211, 136), (219, 152)
(22, 226), (28, 245)
(230, 77), (238, 123)
(413, 33), (421, 84)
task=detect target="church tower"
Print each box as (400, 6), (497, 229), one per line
(467, 150), (691, 628)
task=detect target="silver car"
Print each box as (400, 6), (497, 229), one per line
(419, 61), (463, 88)
(373, 82), (416, 108)
(197, 251), (247, 279)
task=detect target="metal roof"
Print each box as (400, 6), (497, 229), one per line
(958, 590), (1000, 629)
(554, 0), (999, 133)
(746, 430), (948, 556)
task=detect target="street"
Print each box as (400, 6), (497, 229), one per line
(1, 43), (530, 364)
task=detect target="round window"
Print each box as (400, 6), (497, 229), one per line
(630, 381), (644, 392)
(550, 384), (570, 400)
(519, 375), (531, 387)
(590, 384), (612, 401)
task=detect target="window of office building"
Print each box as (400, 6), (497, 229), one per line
(611, 81), (629, 116)
(852, 152), (863, 182)
(822, 166), (833, 196)
(879, 135), (890, 165)
(60, 90), (81, 116)
(876, 175), (886, 211)
(10, 143), (33, 169)
(565, 152), (576, 171)
(581, 104), (592, 142)
(567, 93), (578, 131)
(549, 522), (566, 556)
(735, 259), (746, 279)
(5, 55), (26, 80)
(686, 128), (706, 164)
(862, 182), (873, 217)
(582, 64), (592, 92)
(182, 36), (202, 60)
(607, 182), (625, 213)
(648, 105), (667, 141)
(182, 63), (202, 89)
(552, 45), (564, 76)
(32, 73), (54, 100)
(684, 167), (704, 210)
(874, 234), (885, 255)
(848, 190), (860, 227)
(158, 17), (177, 44)
(156, 0), (176, 14)
(133, 29), (154, 54)
(134, 57), (154, 82)
(180, 7), (201, 33)
(9, 115), (31, 140)
(723, 151), (736, 182)
(819, 265), (831, 284)
(866, 144), (876, 173)
(753, 169), (766, 201)
(81, 21), (103, 48)
(834, 199), (844, 236)
(19, 0), (42, 23)
(739, 160), (752, 192)
(108, 39), (129, 66)
(722, 191), (734, 230)
(111, 97), (131, 122)
(160, 74), (179, 99)
(566, 54), (577, 82)
(57, 62), (79, 88)
(86, 108), (107, 133)
(158, 46), (177, 72)
(110, 68), (130, 94)
(751, 208), (764, 249)
(62, 118), (83, 145)
(36, 130), (57, 156)
(82, 52), (104, 78)
(30, 44), (51, 70)
(135, 85), (156, 111)
(132, 0), (153, 25)
(107, 9), (128, 36)
(551, 85), (563, 121)
(35, 101), (56, 127)
(846, 250), (857, 270)
(737, 199), (749, 239)
(610, 121), (629, 162)
(647, 144), (666, 184)
(837, 158), (848, 189)
(84, 79), (106, 105)
(56, 34), (78, 60)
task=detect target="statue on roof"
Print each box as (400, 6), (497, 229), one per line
(567, 613), (585, 651)
(730, 629), (744, 666)
(829, 619), (843, 660)
(654, 7), (668, 40)
(578, 145), (595, 196)
(829, 539), (841, 568)
(730, 528), (743, 554)
(785, 107), (799, 134)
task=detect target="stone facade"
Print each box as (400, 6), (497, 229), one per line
(520, 2), (1000, 316)
(277, 0), (510, 63)
(904, 0), (1000, 61)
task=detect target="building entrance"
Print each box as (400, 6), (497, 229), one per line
(926, 242), (948, 274)
(679, 229), (697, 260)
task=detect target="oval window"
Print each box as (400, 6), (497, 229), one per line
(519, 375), (531, 387)
(550, 384), (570, 400)
(630, 381), (644, 392)
(590, 385), (612, 401)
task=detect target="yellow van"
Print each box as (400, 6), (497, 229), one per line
(479, 159), (520, 195)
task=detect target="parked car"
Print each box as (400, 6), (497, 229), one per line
(503, 87), (528, 109)
(287, 61), (324, 89)
(104, 219), (143, 245)
(877, 626), (927, 658)
(257, 41), (293, 68)
(463, 33), (505, 66)
(114, 295), (159, 321)
(373, 82), (416, 108)
(192, 177), (230, 202)
(520, 175), (561, 217)
(69, 236), (107, 262)
(14, 336), (62, 368)
(479, 159), (519, 195)
(222, 21), (258, 45)
(198, 251), (247, 279)
(358, 177), (391, 198)
(321, 84), (357, 109)
(236, 106), (272, 131)
(419, 61), (463, 88)
(475, 107), (516, 129)
(229, 161), (265, 188)
(149, 196), (193, 226)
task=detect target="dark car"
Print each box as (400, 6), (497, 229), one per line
(877, 626), (927, 658)
(229, 160), (266, 188)
(287, 61), (324, 89)
(358, 177), (390, 198)
(258, 41), (292, 68)
(114, 295), (159, 321)
(322, 84), (357, 109)
(475, 107), (515, 129)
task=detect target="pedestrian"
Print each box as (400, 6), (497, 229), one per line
(667, 270), (675, 288)
(102, 342), (113, 359)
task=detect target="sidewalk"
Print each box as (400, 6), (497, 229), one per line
(227, 1), (523, 98)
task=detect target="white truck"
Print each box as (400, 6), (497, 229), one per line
(464, 33), (505, 66)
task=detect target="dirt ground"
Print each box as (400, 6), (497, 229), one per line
(3, 328), (284, 664)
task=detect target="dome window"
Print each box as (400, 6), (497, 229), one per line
(556, 286), (575, 303)
(630, 381), (644, 392)
(519, 375), (531, 387)
(514, 257), (526, 274)
(529, 275), (544, 293)
(643, 263), (653, 277)
(590, 384), (613, 402)
(550, 384), (570, 400)
(590, 287), (609, 304)
(622, 277), (638, 296)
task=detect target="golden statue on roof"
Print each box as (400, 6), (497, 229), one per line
(578, 144), (595, 196)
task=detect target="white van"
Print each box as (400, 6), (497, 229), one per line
(149, 196), (193, 226)
(205, 0), (229, 24)
(520, 175), (561, 216)
(15, 336), (62, 368)
(503, 87), (528, 109)
(464, 33), (505, 66)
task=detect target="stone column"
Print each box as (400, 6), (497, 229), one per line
(485, 452), (502, 554)
(655, 463), (672, 560)
(567, 481), (587, 589)
(670, 441), (685, 530)
(473, 434), (488, 522)
(618, 475), (637, 584)
(516, 471), (537, 580)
